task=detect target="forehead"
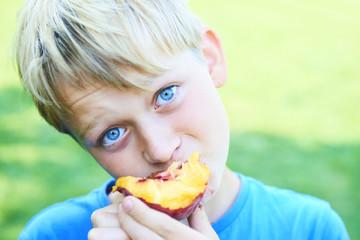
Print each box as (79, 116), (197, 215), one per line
(59, 50), (203, 108)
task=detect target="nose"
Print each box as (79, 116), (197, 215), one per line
(138, 116), (180, 164)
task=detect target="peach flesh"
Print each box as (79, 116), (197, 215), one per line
(113, 151), (210, 220)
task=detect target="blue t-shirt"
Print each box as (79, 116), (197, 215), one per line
(213, 174), (349, 239)
(18, 174), (349, 239)
(19, 179), (114, 240)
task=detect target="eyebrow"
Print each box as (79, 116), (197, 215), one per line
(78, 112), (105, 142)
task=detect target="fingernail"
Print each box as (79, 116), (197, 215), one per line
(123, 198), (133, 211)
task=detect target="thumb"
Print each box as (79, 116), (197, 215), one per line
(188, 204), (219, 239)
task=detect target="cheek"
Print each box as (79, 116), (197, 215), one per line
(180, 82), (229, 150)
(87, 148), (151, 179)
(176, 81), (229, 170)
(87, 150), (125, 178)
(182, 82), (229, 192)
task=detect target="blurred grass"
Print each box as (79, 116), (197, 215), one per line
(1, 0), (359, 239)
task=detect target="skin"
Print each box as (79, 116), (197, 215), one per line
(61, 27), (241, 239)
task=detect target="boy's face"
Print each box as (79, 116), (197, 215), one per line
(63, 49), (229, 200)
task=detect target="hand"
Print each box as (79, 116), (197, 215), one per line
(88, 196), (219, 240)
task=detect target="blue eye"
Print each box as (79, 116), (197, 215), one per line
(101, 127), (126, 146)
(156, 86), (177, 106)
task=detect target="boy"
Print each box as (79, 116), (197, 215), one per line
(15, 0), (349, 239)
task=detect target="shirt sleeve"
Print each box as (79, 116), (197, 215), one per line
(18, 179), (114, 240)
(320, 207), (350, 240)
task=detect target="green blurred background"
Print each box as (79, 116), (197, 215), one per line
(1, 0), (359, 239)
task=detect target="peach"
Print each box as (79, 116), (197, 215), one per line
(112, 151), (210, 220)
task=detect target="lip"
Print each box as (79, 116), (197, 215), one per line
(139, 148), (206, 179)
(171, 148), (205, 166)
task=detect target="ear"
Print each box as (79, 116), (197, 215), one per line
(201, 26), (228, 88)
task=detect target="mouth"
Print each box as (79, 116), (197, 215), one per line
(144, 151), (207, 180)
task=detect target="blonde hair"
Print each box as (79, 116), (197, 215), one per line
(15, 0), (202, 132)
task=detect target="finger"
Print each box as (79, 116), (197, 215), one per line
(188, 204), (218, 239)
(120, 197), (178, 236)
(109, 191), (125, 204)
(117, 204), (162, 240)
(88, 227), (129, 240)
(91, 204), (120, 228)
(120, 196), (210, 240)
(92, 203), (118, 215)
(91, 211), (120, 228)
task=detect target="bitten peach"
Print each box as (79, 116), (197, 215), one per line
(112, 151), (210, 220)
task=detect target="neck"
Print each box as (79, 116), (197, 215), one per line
(204, 167), (241, 223)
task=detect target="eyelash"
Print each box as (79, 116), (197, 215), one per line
(98, 127), (126, 149)
(155, 85), (179, 109)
